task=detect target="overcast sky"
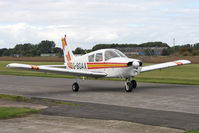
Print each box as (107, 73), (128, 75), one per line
(0, 0), (199, 50)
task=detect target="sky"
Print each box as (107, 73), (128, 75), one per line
(0, 0), (199, 50)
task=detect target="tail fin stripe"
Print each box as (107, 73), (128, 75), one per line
(61, 38), (66, 49)
(63, 38), (67, 46)
(66, 51), (71, 62)
(61, 35), (75, 67)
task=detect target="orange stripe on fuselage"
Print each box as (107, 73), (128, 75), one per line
(87, 62), (128, 69)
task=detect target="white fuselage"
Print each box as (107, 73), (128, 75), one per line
(66, 49), (142, 78)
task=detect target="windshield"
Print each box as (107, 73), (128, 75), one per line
(105, 50), (120, 61)
(115, 50), (127, 57)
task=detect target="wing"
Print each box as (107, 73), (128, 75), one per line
(6, 63), (107, 78)
(39, 65), (67, 68)
(141, 60), (191, 72)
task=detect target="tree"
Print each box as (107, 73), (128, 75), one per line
(53, 47), (63, 56)
(193, 43), (199, 50)
(74, 47), (86, 54)
(2, 49), (13, 56)
(140, 42), (169, 47)
(38, 40), (55, 53)
(12, 43), (38, 56)
(178, 47), (198, 56)
(0, 48), (8, 56)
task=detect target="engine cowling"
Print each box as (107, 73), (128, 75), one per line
(127, 61), (142, 68)
(133, 61), (140, 68)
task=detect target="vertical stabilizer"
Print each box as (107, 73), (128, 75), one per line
(61, 35), (75, 67)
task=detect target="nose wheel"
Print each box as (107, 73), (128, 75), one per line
(125, 79), (137, 92)
(72, 82), (79, 92)
(131, 80), (137, 89)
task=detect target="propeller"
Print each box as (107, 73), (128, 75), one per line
(127, 61), (142, 68)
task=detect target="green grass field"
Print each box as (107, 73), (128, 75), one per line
(0, 107), (39, 119)
(0, 61), (198, 85)
(0, 94), (80, 106)
(0, 61), (74, 78)
(184, 131), (199, 133)
(136, 63), (199, 85)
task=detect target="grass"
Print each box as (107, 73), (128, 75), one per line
(0, 107), (39, 119)
(0, 94), (79, 106)
(0, 61), (199, 85)
(0, 93), (80, 120)
(184, 130), (199, 133)
(0, 94), (31, 102)
(135, 63), (199, 85)
(0, 61), (75, 78)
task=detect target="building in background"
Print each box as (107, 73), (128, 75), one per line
(40, 53), (57, 57)
(116, 47), (168, 56)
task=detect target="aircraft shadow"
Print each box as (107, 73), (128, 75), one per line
(80, 85), (124, 93)
(23, 82), (186, 96)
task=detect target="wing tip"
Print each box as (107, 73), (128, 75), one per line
(176, 60), (191, 64)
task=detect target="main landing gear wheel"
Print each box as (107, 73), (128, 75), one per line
(72, 82), (79, 92)
(125, 80), (137, 92)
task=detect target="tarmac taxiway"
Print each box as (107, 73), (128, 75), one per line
(0, 75), (198, 130)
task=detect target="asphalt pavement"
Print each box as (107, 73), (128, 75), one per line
(0, 75), (199, 130)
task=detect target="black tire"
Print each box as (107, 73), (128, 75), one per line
(72, 82), (79, 92)
(131, 80), (137, 89)
(125, 82), (133, 92)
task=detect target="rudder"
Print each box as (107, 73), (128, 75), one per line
(61, 35), (75, 67)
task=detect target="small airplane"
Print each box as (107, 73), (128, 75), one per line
(7, 35), (191, 92)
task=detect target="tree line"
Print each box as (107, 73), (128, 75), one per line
(0, 41), (199, 57)
(0, 40), (62, 57)
(73, 42), (170, 55)
(74, 42), (199, 56)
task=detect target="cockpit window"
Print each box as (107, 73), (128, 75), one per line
(88, 54), (94, 62)
(105, 50), (120, 61)
(95, 53), (103, 62)
(115, 50), (127, 57)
